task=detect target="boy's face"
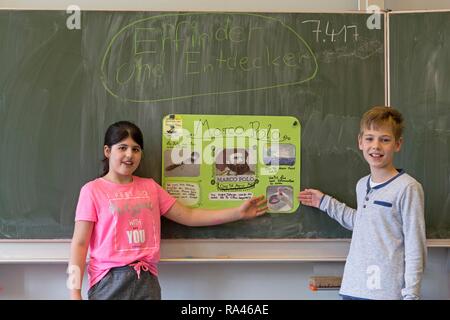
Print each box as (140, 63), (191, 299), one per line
(358, 124), (402, 171)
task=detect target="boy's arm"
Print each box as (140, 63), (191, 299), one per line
(298, 189), (356, 230)
(319, 194), (357, 231)
(400, 183), (427, 300)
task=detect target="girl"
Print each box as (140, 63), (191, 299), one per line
(69, 121), (267, 300)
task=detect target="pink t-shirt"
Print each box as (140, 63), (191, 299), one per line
(75, 176), (176, 288)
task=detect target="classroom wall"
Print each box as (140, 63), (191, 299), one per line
(0, 248), (448, 299)
(4, 0), (450, 11)
(385, 0), (450, 10)
(0, 0), (358, 11)
(1, 0), (449, 300)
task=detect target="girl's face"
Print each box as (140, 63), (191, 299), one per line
(104, 136), (142, 182)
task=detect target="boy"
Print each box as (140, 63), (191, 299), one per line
(298, 106), (426, 300)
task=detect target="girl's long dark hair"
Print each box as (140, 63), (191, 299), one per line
(101, 121), (144, 177)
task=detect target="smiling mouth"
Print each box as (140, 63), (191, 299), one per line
(369, 153), (383, 158)
(122, 161), (134, 166)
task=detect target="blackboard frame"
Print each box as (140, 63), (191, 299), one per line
(0, 239), (448, 263)
(1, 9), (450, 263)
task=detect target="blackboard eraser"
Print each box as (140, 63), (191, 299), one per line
(309, 276), (342, 291)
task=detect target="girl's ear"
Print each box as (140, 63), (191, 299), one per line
(104, 145), (111, 158)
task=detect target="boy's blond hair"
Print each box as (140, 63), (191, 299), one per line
(360, 106), (404, 141)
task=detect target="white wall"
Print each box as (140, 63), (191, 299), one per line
(385, 0), (450, 10)
(0, 248), (448, 299)
(0, 0), (359, 11)
(0, 0), (449, 300)
(3, 0), (450, 11)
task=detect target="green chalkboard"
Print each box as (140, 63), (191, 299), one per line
(390, 11), (450, 239)
(0, 10), (385, 239)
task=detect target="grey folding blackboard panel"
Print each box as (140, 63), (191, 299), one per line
(390, 11), (450, 239)
(0, 11), (385, 239)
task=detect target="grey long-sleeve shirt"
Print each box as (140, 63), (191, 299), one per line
(319, 170), (427, 300)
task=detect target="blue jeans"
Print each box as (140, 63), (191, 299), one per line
(88, 264), (161, 300)
(340, 294), (371, 300)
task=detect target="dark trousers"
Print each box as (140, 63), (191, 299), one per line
(340, 294), (371, 300)
(88, 265), (161, 300)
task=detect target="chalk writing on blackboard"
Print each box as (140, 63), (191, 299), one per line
(101, 13), (318, 102)
(300, 19), (359, 43)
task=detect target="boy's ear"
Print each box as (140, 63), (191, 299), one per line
(104, 145), (111, 158)
(357, 134), (363, 150)
(395, 137), (403, 152)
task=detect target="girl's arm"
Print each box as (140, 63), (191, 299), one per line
(164, 195), (267, 227)
(68, 221), (94, 300)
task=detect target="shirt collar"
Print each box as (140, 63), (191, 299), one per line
(366, 169), (405, 193)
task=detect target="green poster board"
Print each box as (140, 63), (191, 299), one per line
(162, 115), (300, 213)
